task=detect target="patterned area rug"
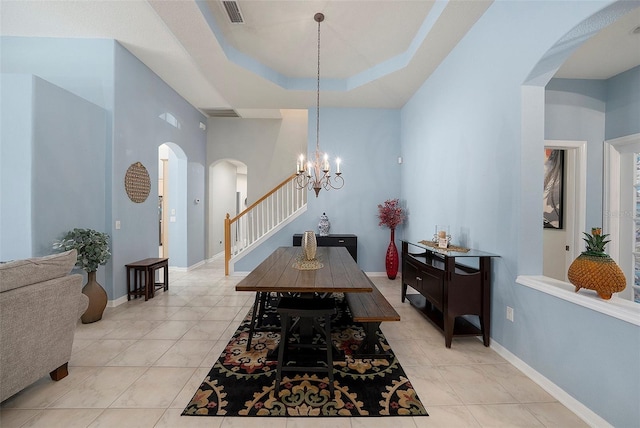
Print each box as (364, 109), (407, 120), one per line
(182, 295), (428, 417)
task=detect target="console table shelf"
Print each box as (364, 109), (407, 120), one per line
(401, 240), (498, 347)
(404, 293), (484, 337)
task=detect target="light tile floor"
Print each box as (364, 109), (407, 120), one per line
(0, 258), (588, 428)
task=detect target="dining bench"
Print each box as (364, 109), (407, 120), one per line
(344, 276), (400, 359)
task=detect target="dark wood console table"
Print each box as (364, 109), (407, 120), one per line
(293, 234), (357, 262)
(401, 240), (498, 348)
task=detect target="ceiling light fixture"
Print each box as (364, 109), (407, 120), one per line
(295, 12), (343, 197)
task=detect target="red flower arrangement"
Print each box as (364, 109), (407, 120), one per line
(377, 198), (405, 230)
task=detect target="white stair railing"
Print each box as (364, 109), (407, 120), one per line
(224, 174), (307, 275)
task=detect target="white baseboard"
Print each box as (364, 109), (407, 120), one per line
(209, 252), (224, 261)
(186, 260), (206, 271)
(365, 271), (394, 277)
(232, 271), (250, 277)
(490, 340), (611, 428)
(107, 295), (128, 308)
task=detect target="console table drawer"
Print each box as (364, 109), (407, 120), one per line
(403, 260), (420, 289)
(421, 268), (444, 310)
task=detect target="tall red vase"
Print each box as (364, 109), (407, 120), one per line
(386, 228), (399, 280)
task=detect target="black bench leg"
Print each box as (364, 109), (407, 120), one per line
(361, 322), (380, 354)
(352, 322), (392, 359)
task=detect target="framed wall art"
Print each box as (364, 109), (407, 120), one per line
(543, 149), (564, 229)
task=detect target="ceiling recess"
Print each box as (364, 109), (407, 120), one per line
(222, 1), (244, 24)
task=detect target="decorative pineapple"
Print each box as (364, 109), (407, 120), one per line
(567, 227), (626, 300)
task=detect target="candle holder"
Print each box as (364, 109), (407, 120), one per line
(433, 225), (451, 248)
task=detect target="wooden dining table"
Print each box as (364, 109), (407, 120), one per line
(235, 246), (373, 294)
(235, 246), (372, 347)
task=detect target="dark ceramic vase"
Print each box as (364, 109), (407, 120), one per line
(81, 270), (107, 323)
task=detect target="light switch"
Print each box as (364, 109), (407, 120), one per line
(170, 216), (176, 223)
(171, 209), (176, 215)
(115, 220), (121, 230)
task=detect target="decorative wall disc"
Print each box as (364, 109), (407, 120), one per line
(124, 162), (151, 203)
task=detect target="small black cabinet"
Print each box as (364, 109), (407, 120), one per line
(293, 234), (357, 262)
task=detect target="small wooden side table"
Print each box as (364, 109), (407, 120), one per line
(125, 258), (169, 301)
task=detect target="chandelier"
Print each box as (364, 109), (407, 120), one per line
(295, 12), (344, 197)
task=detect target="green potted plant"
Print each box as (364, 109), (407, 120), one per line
(54, 228), (111, 323)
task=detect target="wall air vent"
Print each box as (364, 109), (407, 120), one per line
(222, 1), (244, 24)
(204, 109), (240, 118)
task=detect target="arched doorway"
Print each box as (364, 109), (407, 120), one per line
(519, 1), (639, 276)
(159, 142), (189, 267)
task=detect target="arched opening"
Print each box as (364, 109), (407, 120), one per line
(520, 1), (639, 280)
(208, 159), (248, 258)
(159, 142), (189, 267)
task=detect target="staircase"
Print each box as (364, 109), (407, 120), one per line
(224, 174), (307, 275)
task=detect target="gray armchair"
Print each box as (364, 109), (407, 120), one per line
(0, 250), (88, 402)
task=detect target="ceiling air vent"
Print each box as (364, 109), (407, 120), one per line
(204, 108), (240, 118)
(222, 1), (244, 24)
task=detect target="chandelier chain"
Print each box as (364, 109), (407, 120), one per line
(316, 15), (321, 152)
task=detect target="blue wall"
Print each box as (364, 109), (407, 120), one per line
(31, 77), (108, 257)
(111, 43), (208, 297)
(545, 78), (606, 228)
(111, 41), (207, 298)
(0, 75), (108, 283)
(401, 1), (638, 426)
(0, 74), (34, 259)
(236, 107), (402, 273)
(0, 38), (114, 262)
(0, 74), (108, 252)
(605, 65), (640, 140)
(1, 37), (207, 300)
(0, 37), (115, 109)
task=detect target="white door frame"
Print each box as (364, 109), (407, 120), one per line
(604, 133), (640, 300)
(161, 158), (169, 258)
(544, 140), (587, 272)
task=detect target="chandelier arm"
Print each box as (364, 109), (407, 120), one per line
(333, 174), (344, 190)
(322, 174), (344, 191)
